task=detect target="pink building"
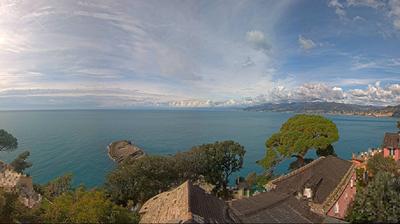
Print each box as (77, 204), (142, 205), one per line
(382, 133), (400, 161)
(326, 171), (357, 219)
(231, 156), (356, 222)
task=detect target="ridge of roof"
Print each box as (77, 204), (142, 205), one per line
(230, 192), (292, 217)
(269, 156), (352, 187)
(186, 180), (194, 220)
(269, 156), (326, 186)
(139, 180), (193, 223)
(310, 163), (355, 214)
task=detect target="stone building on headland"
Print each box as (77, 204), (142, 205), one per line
(139, 156), (356, 223)
(0, 161), (41, 208)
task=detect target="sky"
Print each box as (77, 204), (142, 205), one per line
(0, 0), (400, 109)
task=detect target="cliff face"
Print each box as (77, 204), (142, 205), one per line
(244, 102), (400, 118)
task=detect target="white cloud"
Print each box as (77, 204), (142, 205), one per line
(246, 30), (271, 53)
(328, 0), (347, 18)
(298, 35), (317, 50)
(353, 15), (366, 21)
(169, 82), (400, 107)
(347, 82), (397, 105)
(329, 0), (400, 31)
(347, 0), (385, 8)
(263, 83), (346, 103)
(389, 0), (400, 30)
(0, 0), (297, 109)
(351, 56), (400, 70)
(0, 87), (188, 109)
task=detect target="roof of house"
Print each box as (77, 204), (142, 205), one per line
(383, 132), (400, 148)
(270, 155), (353, 204)
(230, 191), (324, 223)
(139, 180), (235, 223)
(230, 156), (353, 223)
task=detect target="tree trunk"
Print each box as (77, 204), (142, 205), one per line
(292, 154), (305, 166)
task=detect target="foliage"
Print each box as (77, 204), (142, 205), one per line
(245, 172), (257, 187)
(367, 153), (398, 177)
(259, 114), (339, 170)
(0, 189), (40, 223)
(0, 129), (18, 151)
(174, 149), (207, 182)
(244, 172), (273, 191)
(316, 144), (336, 157)
(191, 141), (246, 198)
(0, 189), (20, 223)
(355, 168), (367, 189)
(42, 173), (73, 199)
(106, 155), (179, 206)
(106, 140), (246, 205)
(41, 187), (135, 223)
(10, 151), (32, 173)
(346, 171), (400, 223)
(397, 120), (400, 131)
(288, 157), (314, 171)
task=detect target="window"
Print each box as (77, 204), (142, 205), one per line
(390, 148), (395, 156)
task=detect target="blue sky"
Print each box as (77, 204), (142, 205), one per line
(0, 0), (399, 109)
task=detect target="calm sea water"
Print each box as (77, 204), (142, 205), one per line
(0, 110), (397, 187)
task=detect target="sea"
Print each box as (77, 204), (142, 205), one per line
(0, 110), (397, 187)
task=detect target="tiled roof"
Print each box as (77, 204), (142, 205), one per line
(139, 180), (235, 223)
(382, 132), (400, 148)
(271, 156), (352, 204)
(230, 192), (323, 223)
(230, 156), (353, 223)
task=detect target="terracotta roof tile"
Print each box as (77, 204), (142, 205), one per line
(140, 181), (235, 223)
(230, 156), (353, 223)
(383, 132), (400, 148)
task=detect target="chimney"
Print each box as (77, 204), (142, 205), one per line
(303, 187), (313, 199)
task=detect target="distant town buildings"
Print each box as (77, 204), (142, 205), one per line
(352, 132), (400, 167)
(0, 161), (41, 208)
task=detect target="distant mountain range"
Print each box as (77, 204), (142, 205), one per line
(244, 102), (400, 118)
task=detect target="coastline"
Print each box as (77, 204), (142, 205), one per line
(245, 110), (396, 118)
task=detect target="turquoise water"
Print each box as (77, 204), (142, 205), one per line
(0, 110), (397, 187)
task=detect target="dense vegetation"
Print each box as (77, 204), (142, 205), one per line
(10, 151), (32, 173)
(0, 129), (18, 152)
(1, 163), (137, 223)
(259, 114), (339, 171)
(347, 154), (400, 222)
(397, 119), (400, 130)
(106, 140), (246, 205)
(0, 133), (245, 223)
(40, 187), (135, 223)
